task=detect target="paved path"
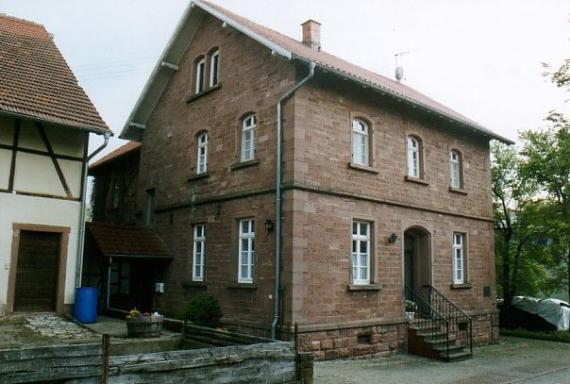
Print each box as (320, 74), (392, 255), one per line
(315, 337), (570, 384)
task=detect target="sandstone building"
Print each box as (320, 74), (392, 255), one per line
(90, 0), (513, 359)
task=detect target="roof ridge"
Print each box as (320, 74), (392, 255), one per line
(0, 13), (47, 31)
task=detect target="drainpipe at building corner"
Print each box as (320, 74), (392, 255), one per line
(75, 132), (110, 289)
(272, 61), (316, 340)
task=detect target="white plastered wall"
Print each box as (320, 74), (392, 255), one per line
(0, 193), (81, 315)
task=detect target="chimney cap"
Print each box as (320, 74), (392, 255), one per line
(301, 19), (321, 26)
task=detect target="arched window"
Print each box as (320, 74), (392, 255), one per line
(406, 136), (422, 178)
(241, 114), (257, 161)
(209, 49), (220, 87)
(449, 150), (462, 188)
(197, 132), (208, 174)
(352, 118), (369, 166)
(195, 57), (206, 94)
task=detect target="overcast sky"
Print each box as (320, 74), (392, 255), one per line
(2, 0), (569, 158)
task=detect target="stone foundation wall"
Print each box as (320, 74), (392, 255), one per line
(297, 322), (406, 360)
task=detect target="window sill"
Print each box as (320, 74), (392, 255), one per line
(347, 284), (383, 291)
(185, 83), (222, 104)
(404, 175), (429, 186)
(450, 282), (472, 290)
(449, 186), (468, 195)
(230, 159), (259, 170)
(188, 172), (209, 182)
(182, 280), (207, 288)
(227, 282), (257, 290)
(347, 162), (379, 174)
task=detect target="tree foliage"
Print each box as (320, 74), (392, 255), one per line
(494, 57), (570, 304)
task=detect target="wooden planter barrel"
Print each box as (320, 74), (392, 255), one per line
(126, 316), (163, 338)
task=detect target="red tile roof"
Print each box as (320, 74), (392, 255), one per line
(195, 0), (513, 144)
(0, 14), (110, 134)
(87, 223), (171, 259)
(89, 141), (141, 172)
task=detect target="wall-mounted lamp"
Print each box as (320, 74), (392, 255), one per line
(388, 233), (398, 244)
(265, 219), (274, 233)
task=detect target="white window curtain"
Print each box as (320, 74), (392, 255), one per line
(193, 224), (206, 281)
(452, 233), (465, 284)
(407, 136), (420, 178)
(352, 221), (370, 285)
(352, 119), (369, 166)
(241, 114), (257, 161)
(238, 219), (255, 283)
(449, 150), (461, 188)
(197, 133), (208, 174)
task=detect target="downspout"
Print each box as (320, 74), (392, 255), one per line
(75, 132), (110, 288)
(272, 61), (316, 340)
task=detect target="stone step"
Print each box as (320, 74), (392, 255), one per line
(439, 350), (472, 362)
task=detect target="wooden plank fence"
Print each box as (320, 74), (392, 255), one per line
(0, 325), (310, 384)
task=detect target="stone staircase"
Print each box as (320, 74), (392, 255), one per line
(405, 285), (473, 362)
(408, 320), (472, 362)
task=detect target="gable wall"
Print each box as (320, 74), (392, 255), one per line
(137, 13), (297, 326)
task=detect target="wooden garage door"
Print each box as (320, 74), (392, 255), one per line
(14, 231), (61, 312)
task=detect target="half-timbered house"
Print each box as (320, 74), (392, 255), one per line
(0, 15), (110, 315)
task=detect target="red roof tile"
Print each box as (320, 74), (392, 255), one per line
(89, 141), (141, 172)
(0, 14), (110, 134)
(195, 1), (513, 144)
(87, 223), (171, 259)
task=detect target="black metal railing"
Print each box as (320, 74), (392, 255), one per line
(405, 285), (449, 355)
(405, 285), (473, 358)
(426, 285), (473, 353)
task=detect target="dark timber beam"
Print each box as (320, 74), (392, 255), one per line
(37, 122), (73, 199)
(8, 119), (20, 192)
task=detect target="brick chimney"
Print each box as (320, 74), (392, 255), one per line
(301, 19), (321, 50)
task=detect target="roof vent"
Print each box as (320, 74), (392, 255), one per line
(301, 19), (321, 50)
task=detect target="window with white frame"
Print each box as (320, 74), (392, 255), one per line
(209, 50), (220, 87)
(195, 57), (206, 94)
(238, 219), (255, 283)
(452, 232), (466, 284)
(352, 118), (369, 166)
(449, 150), (462, 188)
(197, 132), (208, 174)
(352, 221), (370, 285)
(193, 224), (205, 281)
(241, 114), (257, 162)
(406, 136), (421, 178)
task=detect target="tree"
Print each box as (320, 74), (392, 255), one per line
(519, 114), (570, 301)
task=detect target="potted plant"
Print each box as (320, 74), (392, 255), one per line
(404, 300), (417, 322)
(125, 308), (164, 338)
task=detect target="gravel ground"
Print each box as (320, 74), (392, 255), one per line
(315, 336), (570, 384)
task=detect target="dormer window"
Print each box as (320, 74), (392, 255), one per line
(449, 150), (462, 188)
(195, 57), (206, 94)
(352, 118), (369, 166)
(241, 114), (257, 162)
(209, 49), (220, 87)
(406, 136), (422, 178)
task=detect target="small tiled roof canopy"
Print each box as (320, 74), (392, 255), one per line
(0, 14), (110, 134)
(89, 141), (141, 173)
(87, 223), (172, 259)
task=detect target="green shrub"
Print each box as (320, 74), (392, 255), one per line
(185, 293), (222, 328)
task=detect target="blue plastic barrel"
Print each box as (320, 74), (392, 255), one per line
(73, 287), (98, 323)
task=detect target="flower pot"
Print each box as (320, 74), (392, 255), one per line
(405, 311), (415, 322)
(126, 316), (163, 338)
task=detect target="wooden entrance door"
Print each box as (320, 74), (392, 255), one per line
(14, 231), (61, 312)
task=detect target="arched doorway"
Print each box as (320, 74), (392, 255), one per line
(404, 226), (431, 300)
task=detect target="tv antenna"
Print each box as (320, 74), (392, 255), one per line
(394, 51), (410, 82)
